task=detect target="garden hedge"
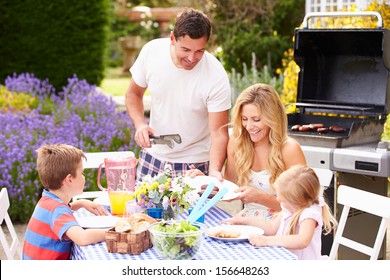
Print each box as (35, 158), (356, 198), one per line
(0, 0), (110, 91)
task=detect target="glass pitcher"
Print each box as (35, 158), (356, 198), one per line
(97, 156), (137, 216)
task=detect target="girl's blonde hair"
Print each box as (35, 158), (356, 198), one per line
(230, 83), (288, 186)
(274, 164), (337, 235)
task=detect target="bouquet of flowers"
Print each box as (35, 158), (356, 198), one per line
(134, 165), (199, 214)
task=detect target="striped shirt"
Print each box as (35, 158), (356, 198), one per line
(22, 189), (79, 260)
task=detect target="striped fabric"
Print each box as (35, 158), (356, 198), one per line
(136, 148), (209, 180)
(22, 189), (79, 260)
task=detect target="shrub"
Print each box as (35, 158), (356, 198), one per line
(0, 86), (39, 113)
(0, 0), (110, 91)
(211, 0), (304, 74)
(229, 53), (284, 106)
(1, 73), (139, 222)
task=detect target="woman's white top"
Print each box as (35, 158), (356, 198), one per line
(238, 170), (276, 219)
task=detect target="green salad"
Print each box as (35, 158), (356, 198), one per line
(150, 220), (204, 260)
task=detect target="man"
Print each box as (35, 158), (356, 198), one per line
(125, 8), (231, 180)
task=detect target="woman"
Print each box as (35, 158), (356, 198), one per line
(188, 83), (306, 219)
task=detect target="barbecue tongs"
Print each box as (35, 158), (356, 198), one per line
(150, 134), (182, 149)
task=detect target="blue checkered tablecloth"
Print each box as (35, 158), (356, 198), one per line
(71, 206), (297, 260)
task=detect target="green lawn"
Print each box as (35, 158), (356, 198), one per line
(101, 67), (151, 97)
(100, 77), (129, 96)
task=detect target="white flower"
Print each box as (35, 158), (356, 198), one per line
(183, 190), (200, 206)
(170, 177), (184, 194)
(162, 196), (170, 208)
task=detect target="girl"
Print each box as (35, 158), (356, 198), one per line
(223, 164), (337, 260)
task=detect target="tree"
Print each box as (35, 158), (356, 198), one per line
(210, 0), (305, 74)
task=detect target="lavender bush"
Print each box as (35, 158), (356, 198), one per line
(1, 73), (139, 222)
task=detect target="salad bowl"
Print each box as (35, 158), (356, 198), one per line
(148, 220), (206, 260)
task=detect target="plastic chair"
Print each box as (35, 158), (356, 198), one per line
(312, 167), (333, 188)
(72, 151), (135, 202)
(329, 185), (390, 260)
(0, 188), (23, 260)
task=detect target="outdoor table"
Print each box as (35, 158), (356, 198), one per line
(70, 206), (297, 260)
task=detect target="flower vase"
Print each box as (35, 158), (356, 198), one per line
(146, 208), (163, 219)
(163, 207), (176, 220)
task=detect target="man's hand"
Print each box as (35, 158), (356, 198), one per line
(134, 124), (155, 148)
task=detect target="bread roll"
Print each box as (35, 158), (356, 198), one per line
(128, 213), (157, 225)
(131, 221), (151, 234)
(114, 219), (132, 233)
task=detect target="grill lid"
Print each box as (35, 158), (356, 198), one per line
(293, 12), (390, 117)
(288, 12), (390, 148)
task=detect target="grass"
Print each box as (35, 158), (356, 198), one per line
(100, 77), (129, 96)
(101, 67), (151, 97)
(100, 67), (129, 96)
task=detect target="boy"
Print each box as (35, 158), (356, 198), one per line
(23, 144), (108, 260)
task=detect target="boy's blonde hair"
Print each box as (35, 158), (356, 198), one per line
(274, 164), (337, 235)
(36, 144), (86, 190)
(230, 83), (288, 187)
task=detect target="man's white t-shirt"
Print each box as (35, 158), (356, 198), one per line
(130, 38), (231, 163)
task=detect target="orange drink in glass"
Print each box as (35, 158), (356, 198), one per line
(108, 191), (134, 216)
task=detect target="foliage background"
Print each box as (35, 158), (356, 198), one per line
(210, 0), (305, 74)
(0, 0), (110, 91)
(1, 74), (139, 222)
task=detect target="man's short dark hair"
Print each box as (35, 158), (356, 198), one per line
(173, 8), (211, 41)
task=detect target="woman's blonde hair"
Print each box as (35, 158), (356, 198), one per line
(230, 83), (288, 186)
(274, 164), (337, 235)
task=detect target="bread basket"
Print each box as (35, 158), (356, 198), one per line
(105, 227), (152, 254)
(105, 213), (157, 254)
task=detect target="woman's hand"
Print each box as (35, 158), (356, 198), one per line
(236, 185), (262, 204)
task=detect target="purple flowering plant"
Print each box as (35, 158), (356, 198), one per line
(1, 73), (139, 222)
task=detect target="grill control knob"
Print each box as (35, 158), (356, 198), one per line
(376, 141), (389, 153)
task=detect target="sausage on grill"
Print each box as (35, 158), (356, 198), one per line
(317, 127), (329, 133)
(309, 123), (324, 129)
(299, 125), (312, 132)
(291, 125), (302, 131)
(329, 126), (347, 133)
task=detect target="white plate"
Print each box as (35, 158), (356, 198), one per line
(76, 215), (121, 229)
(184, 176), (240, 201)
(206, 225), (264, 242)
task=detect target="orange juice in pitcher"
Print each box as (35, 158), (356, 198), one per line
(97, 156), (137, 216)
(108, 191), (135, 216)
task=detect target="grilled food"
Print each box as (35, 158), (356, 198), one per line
(209, 229), (241, 238)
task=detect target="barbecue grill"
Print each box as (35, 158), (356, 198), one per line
(288, 11), (390, 148)
(289, 12), (390, 260)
